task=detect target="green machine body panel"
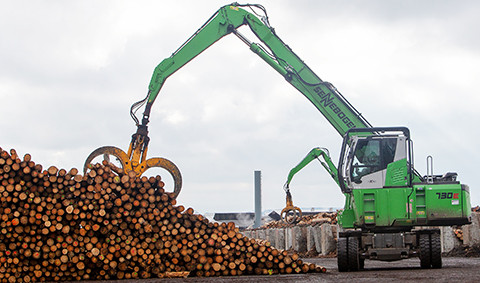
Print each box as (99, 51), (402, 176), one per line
(336, 127), (471, 231)
(339, 184), (471, 230)
(411, 183), (471, 225)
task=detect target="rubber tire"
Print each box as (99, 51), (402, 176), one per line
(430, 233), (442, 269)
(337, 237), (349, 272)
(419, 233), (431, 269)
(347, 237), (360, 271)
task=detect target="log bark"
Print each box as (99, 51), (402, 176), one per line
(0, 147), (326, 282)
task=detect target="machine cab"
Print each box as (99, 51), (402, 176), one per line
(339, 127), (413, 192)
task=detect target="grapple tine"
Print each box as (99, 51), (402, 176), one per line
(281, 190), (302, 224)
(137, 157), (183, 199)
(83, 146), (131, 175)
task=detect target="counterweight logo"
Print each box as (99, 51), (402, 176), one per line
(436, 192), (459, 199)
(314, 86), (356, 129)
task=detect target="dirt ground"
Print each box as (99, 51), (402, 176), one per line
(72, 256), (480, 283)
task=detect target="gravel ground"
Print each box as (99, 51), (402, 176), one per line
(68, 256), (480, 283)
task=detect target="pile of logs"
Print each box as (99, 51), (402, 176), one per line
(0, 147), (325, 282)
(454, 228), (464, 241)
(262, 212), (337, 229)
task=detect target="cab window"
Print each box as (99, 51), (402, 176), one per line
(350, 138), (397, 183)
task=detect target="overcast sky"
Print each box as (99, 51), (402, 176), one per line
(1, 0), (479, 214)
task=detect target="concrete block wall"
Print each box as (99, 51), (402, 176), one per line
(243, 223), (336, 255)
(463, 212), (480, 246)
(243, 212), (480, 254)
(440, 226), (461, 253)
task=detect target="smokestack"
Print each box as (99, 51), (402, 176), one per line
(254, 170), (262, 228)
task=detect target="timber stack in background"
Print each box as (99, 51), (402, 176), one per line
(243, 208), (480, 258)
(0, 147), (326, 282)
(243, 212), (338, 256)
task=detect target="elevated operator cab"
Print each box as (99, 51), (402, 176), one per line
(339, 127), (414, 192)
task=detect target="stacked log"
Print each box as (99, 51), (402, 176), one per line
(262, 212), (338, 229)
(454, 228), (464, 241)
(0, 147), (325, 282)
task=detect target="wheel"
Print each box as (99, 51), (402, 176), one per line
(430, 232), (442, 269)
(419, 233), (431, 268)
(347, 237), (360, 271)
(337, 237), (349, 272)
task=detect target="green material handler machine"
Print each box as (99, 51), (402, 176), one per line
(84, 3), (472, 271)
(285, 126), (471, 270)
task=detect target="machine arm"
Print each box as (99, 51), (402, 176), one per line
(132, 4), (260, 126)
(86, 3), (372, 200)
(131, 3), (371, 136)
(284, 147), (340, 190)
(281, 147), (339, 223)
